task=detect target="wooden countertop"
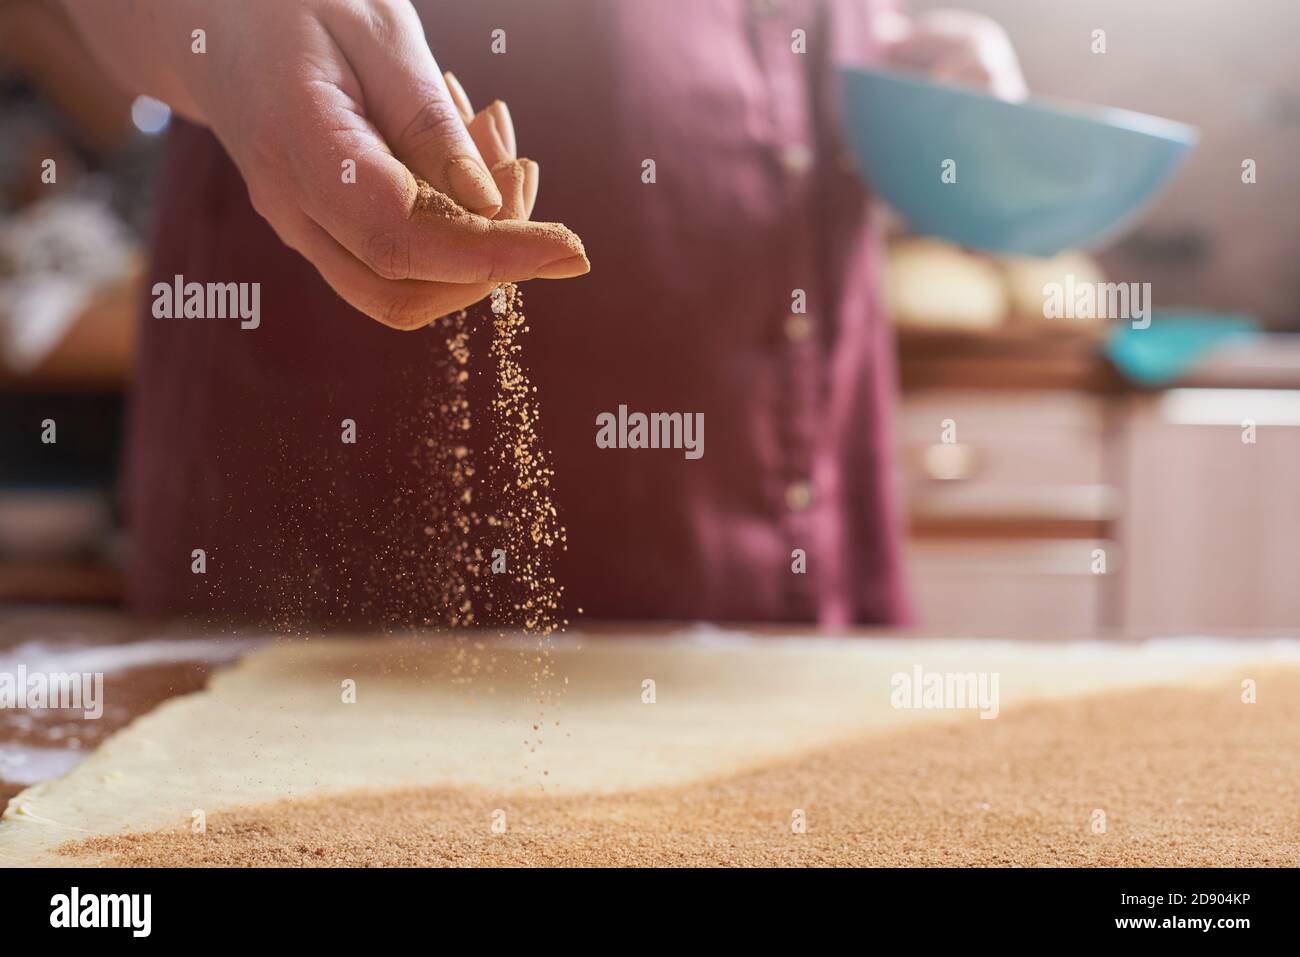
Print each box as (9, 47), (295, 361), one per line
(898, 326), (1300, 392)
(898, 326), (1123, 392)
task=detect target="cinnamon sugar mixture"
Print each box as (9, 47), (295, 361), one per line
(417, 282), (568, 767)
(60, 672), (1300, 866)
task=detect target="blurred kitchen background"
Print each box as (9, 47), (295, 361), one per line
(1, 0), (1297, 635)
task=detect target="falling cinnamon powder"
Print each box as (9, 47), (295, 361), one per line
(421, 286), (569, 635)
(484, 283), (568, 640)
(409, 275), (570, 770)
(421, 307), (483, 633)
(481, 283), (569, 767)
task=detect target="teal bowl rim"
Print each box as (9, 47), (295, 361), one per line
(837, 65), (1199, 147)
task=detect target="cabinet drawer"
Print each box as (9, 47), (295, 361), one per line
(900, 390), (1106, 486)
(899, 391), (1114, 531)
(905, 539), (1113, 636)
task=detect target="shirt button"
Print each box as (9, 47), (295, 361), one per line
(785, 481), (813, 512)
(780, 142), (814, 175)
(784, 314), (814, 342)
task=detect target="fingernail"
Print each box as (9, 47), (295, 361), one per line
(446, 155), (502, 218)
(536, 253), (591, 279)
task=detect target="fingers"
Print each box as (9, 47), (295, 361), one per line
(492, 160), (528, 220)
(442, 71), (527, 222)
(466, 104), (528, 221)
(468, 105), (514, 167)
(323, 1), (502, 217)
(288, 132), (585, 282)
(879, 32), (959, 72)
(878, 11), (1028, 102)
(233, 11), (588, 331)
(932, 56), (996, 91)
(449, 72), (514, 164)
(872, 9), (913, 47)
(520, 159), (539, 219)
(485, 99), (516, 158)
(272, 205), (496, 330)
(259, 142), (582, 328)
(437, 72), (534, 223)
(444, 71), (474, 123)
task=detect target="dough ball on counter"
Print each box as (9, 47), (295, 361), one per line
(1001, 251), (1107, 323)
(885, 238), (1008, 332)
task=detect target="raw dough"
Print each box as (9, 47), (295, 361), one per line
(2, 629), (1294, 866)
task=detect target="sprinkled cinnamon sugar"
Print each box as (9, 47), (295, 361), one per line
(420, 307), (483, 631)
(412, 179), (466, 221)
(58, 671), (1300, 866)
(412, 281), (569, 766)
(480, 284), (568, 764)
(415, 283), (568, 634)
(484, 283), (567, 640)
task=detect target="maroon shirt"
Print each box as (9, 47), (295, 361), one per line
(126, 0), (910, 628)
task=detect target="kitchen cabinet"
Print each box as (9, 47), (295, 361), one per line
(897, 328), (1300, 636)
(1116, 390), (1300, 631)
(898, 378), (1119, 636)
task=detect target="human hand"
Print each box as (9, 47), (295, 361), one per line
(877, 8), (1028, 103)
(61, 0), (588, 329)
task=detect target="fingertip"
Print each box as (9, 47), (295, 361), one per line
(535, 253), (591, 279)
(444, 155), (503, 218)
(490, 159), (528, 221)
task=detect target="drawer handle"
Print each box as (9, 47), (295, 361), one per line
(922, 442), (977, 481)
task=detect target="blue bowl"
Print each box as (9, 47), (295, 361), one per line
(838, 66), (1197, 256)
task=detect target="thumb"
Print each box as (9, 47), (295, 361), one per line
(326, 3), (502, 217)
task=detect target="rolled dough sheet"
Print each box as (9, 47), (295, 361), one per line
(2, 629), (1295, 866)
